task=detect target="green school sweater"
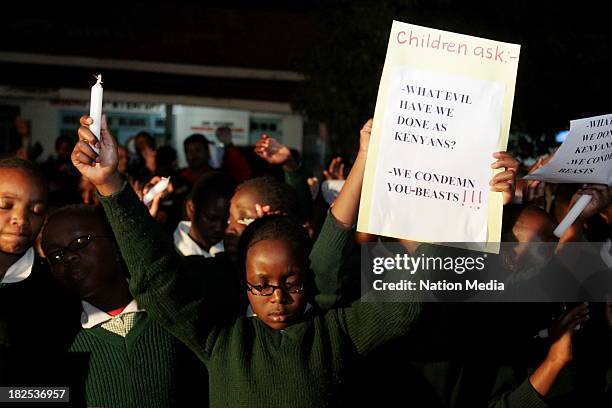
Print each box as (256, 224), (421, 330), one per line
(68, 313), (208, 408)
(99, 183), (421, 407)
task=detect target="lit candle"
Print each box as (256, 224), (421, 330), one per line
(89, 74), (103, 153)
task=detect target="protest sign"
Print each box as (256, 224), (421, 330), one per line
(524, 113), (612, 185)
(358, 21), (520, 250)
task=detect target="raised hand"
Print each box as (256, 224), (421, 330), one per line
(490, 151), (519, 205)
(142, 176), (174, 218)
(529, 303), (589, 396)
(569, 184), (612, 221)
(72, 114), (122, 196)
(254, 134), (294, 168)
(549, 303), (589, 343)
(549, 304), (589, 364)
(359, 118), (373, 154)
(323, 157), (345, 181)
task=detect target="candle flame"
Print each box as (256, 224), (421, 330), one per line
(94, 74), (103, 85)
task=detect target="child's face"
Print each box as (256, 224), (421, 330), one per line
(193, 195), (230, 248)
(185, 141), (209, 170)
(225, 186), (263, 250)
(512, 210), (557, 244)
(508, 209), (557, 271)
(41, 214), (121, 300)
(246, 239), (308, 330)
(0, 168), (47, 254)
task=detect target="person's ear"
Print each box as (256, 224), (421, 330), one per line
(186, 199), (195, 221)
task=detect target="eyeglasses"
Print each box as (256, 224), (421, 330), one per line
(46, 234), (109, 266)
(245, 281), (305, 296)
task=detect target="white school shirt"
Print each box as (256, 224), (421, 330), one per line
(0, 247), (34, 284)
(80, 299), (145, 329)
(173, 221), (224, 257)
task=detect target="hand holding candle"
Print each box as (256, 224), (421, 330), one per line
(89, 74), (103, 153)
(73, 115), (121, 197)
(143, 177), (171, 206)
(554, 184), (612, 238)
(554, 194), (592, 238)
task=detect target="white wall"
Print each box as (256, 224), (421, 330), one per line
(281, 114), (303, 153)
(3, 97), (303, 167)
(173, 105), (251, 168)
(19, 100), (63, 161)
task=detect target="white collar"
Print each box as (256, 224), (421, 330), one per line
(173, 220), (224, 257)
(80, 299), (145, 329)
(1, 247), (34, 284)
(246, 303), (313, 318)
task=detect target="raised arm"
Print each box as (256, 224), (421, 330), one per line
(72, 115), (227, 360)
(254, 133), (313, 219)
(309, 120), (372, 308)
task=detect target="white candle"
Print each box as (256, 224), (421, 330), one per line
(89, 74), (103, 153)
(553, 194), (592, 238)
(143, 177), (170, 206)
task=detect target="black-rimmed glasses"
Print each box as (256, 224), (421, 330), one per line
(46, 234), (110, 266)
(245, 281), (305, 296)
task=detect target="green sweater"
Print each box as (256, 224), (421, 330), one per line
(100, 183), (421, 407)
(68, 313), (207, 408)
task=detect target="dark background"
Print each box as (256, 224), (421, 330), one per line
(1, 0), (610, 155)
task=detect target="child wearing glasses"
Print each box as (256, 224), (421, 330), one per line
(0, 158), (79, 386)
(40, 204), (209, 408)
(72, 115), (425, 406)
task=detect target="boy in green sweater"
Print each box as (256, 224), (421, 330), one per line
(41, 204), (208, 408)
(72, 115), (423, 407)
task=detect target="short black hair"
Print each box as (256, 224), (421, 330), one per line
(0, 157), (47, 188)
(40, 204), (128, 276)
(238, 215), (312, 273)
(501, 204), (557, 242)
(156, 145), (177, 167)
(191, 171), (236, 212)
(183, 133), (209, 150)
(235, 176), (302, 222)
(42, 204), (113, 239)
(136, 131), (156, 148)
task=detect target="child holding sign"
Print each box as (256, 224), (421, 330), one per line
(72, 116), (425, 407)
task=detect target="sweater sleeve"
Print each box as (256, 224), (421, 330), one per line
(98, 182), (224, 361)
(337, 292), (422, 356)
(488, 369), (548, 408)
(309, 212), (354, 309)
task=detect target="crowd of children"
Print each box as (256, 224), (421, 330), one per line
(0, 111), (610, 407)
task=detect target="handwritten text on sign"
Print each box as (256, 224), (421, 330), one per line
(371, 66), (504, 242)
(396, 31), (519, 63)
(358, 20), (520, 247)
